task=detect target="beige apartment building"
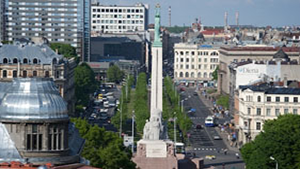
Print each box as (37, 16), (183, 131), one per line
(174, 43), (219, 86)
(236, 84), (300, 145)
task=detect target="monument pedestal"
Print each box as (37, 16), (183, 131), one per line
(132, 140), (178, 169)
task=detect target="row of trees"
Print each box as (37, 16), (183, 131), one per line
(134, 73), (150, 134)
(163, 76), (192, 140)
(71, 118), (136, 169)
(241, 114), (300, 169)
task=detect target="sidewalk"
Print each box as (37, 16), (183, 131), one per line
(197, 90), (240, 153)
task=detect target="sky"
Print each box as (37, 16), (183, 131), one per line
(97, 0), (300, 27)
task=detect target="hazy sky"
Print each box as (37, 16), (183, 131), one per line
(98, 0), (300, 27)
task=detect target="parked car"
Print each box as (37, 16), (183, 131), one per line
(213, 135), (222, 140)
(103, 101), (109, 108)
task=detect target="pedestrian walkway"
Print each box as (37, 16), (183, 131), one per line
(190, 116), (206, 120)
(193, 147), (217, 151)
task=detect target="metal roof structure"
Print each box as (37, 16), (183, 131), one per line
(0, 78), (68, 121)
(0, 43), (63, 64)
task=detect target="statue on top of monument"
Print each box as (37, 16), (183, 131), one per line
(153, 4), (162, 46)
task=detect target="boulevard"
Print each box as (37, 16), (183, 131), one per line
(181, 87), (245, 169)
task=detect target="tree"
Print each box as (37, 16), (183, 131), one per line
(212, 66), (219, 81)
(74, 62), (97, 106)
(216, 95), (229, 109)
(72, 118), (136, 169)
(241, 114), (300, 169)
(50, 43), (77, 58)
(106, 65), (124, 83)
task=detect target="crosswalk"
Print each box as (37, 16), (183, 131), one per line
(193, 147), (217, 151)
(190, 116), (206, 120)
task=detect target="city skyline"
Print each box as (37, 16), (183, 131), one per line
(98, 0), (300, 27)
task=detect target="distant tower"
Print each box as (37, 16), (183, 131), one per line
(224, 11), (228, 31)
(168, 6), (171, 27)
(235, 12), (239, 26)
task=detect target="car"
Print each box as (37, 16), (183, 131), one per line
(205, 155), (216, 160)
(193, 92), (198, 96)
(213, 135), (222, 140)
(196, 124), (203, 129)
(188, 108), (196, 113)
(180, 87), (185, 91)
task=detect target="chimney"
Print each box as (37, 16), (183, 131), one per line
(55, 49), (58, 54)
(284, 76), (288, 87)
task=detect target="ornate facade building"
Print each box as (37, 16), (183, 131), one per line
(0, 78), (84, 165)
(173, 43), (219, 86)
(0, 40), (76, 115)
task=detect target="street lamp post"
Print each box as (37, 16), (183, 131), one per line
(119, 95), (123, 138)
(270, 156), (278, 169)
(132, 110), (135, 153)
(174, 112), (177, 153)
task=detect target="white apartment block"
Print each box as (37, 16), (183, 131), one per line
(91, 3), (148, 34)
(174, 43), (219, 84)
(237, 85), (300, 145)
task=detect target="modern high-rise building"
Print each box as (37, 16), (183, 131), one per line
(91, 3), (149, 35)
(5, 0), (91, 61)
(0, 0), (5, 42)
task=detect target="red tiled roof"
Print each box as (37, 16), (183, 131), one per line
(201, 29), (224, 35)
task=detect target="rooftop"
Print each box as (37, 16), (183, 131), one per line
(240, 83), (300, 95)
(220, 46), (300, 52)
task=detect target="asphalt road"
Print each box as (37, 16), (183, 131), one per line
(180, 87), (245, 169)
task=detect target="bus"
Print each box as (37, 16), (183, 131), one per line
(175, 142), (185, 154)
(205, 116), (216, 127)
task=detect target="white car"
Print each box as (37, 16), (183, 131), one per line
(103, 101), (109, 108)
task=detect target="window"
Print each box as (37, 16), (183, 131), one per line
(186, 65), (189, 69)
(3, 58), (8, 64)
(267, 96), (271, 102)
(256, 108), (261, 115)
(48, 126), (63, 150)
(266, 108), (271, 116)
(13, 70), (17, 78)
(33, 71), (37, 77)
(294, 97), (298, 103)
(256, 122), (261, 130)
(198, 58), (201, 62)
(275, 109), (280, 116)
(247, 108), (251, 115)
(13, 58), (18, 64)
(185, 72), (189, 78)
(180, 58), (183, 62)
(2, 70), (7, 78)
(23, 58), (28, 64)
(55, 71), (60, 79)
(293, 109), (298, 115)
(45, 71), (50, 78)
(26, 124), (42, 151)
(191, 58), (194, 62)
(204, 58), (207, 62)
(23, 71), (27, 78)
(33, 58), (38, 64)
(284, 108), (289, 114)
(186, 58), (189, 62)
(276, 97), (280, 102)
(257, 96), (261, 102)
(284, 97), (289, 102)
(198, 65), (201, 69)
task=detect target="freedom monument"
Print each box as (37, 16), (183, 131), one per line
(132, 4), (178, 169)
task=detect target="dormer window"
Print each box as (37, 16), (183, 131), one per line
(23, 58), (28, 64)
(13, 58), (18, 64)
(53, 58), (58, 65)
(33, 58), (38, 64)
(3, 58), (8, 64)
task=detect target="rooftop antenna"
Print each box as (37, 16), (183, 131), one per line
(236, 11), (239, 27)
(168, 6), (171, 27)
(224, 11), (228, 32)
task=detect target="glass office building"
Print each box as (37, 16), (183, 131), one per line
(5, 0), (90, 61)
